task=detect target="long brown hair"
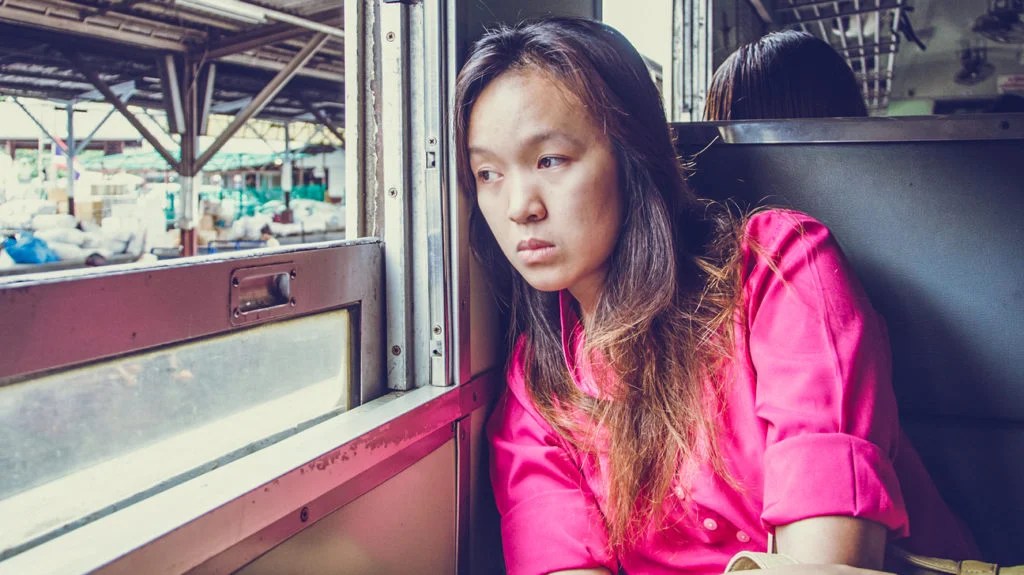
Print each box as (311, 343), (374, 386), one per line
(454, 18), (744, 548)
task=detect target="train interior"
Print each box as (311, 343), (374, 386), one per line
(0, 0), (1021, 573)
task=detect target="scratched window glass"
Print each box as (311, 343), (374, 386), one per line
(0, 309), (350, 557)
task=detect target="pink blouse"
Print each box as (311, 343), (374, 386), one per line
(488, 210), (976, 575)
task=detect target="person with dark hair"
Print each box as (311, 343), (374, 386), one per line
(260, 223), (280, 248)
(704, 30), (868, 120)
(455, 17), (974, 575)
(84, 252), (108, 266)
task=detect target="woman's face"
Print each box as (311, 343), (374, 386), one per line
(467, 68), (623, 316)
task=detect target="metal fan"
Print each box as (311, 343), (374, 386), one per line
(973, 0), (1024, 44)
(954, 46), (996, 86)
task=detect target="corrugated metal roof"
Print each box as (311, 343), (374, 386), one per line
(0, 0), (343, 125)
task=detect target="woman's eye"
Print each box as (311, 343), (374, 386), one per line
(476, 169), (498, 183)
(538, 156), (566, 169)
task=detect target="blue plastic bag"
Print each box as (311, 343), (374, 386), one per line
(3, 234), (61, 264)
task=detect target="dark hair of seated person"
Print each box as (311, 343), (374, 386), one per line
(85, 253), (108, 266)
(704, 29), (869, 120)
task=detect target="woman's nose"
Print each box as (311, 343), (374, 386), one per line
(506, 174), (546, 224)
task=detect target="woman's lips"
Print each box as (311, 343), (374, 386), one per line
(516, 238), (556, 264)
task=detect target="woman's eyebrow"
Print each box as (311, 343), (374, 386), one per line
(523, 130), (583, 149)
(468, 130), (585, 160)
(467, 145), (494, 158)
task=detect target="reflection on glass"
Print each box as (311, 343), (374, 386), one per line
(703, 0), (1024, 116)
(0, 310), (351, 555)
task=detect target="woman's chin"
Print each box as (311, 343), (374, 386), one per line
(521, 275), (568, 294)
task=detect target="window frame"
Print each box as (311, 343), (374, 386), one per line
(0, 0), (482, 570)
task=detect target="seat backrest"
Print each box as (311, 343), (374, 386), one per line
(674, 116), (1024, 564)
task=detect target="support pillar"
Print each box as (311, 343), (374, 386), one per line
(193, 33), (328, 172)
(12, 97), (68, 200)
(179, 57), (199, 257)
(281, 122), (293, 223)
(37, 137), (44, 191)
(66, 104), (76, 216)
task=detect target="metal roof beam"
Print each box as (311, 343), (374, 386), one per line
(217, 53), (342, 82)
(158, 55), (185, 134)
(746, 0), (773, 24)
(303, 100), (343, 144)
(172, 0), (343, 38)
(74, 97), (124, 155)
(194, 32), (328, 173)
(208, 28), (306, 59)
(206, 14), (341, 59)
(93, 0), (149, 17)
(67, 51), (180, 171)
(0, 5), (188, 52)
(0, 83), (81, 101)
(139, 108), (175, 141)
(0, 68), (84, 83)
(10, 96), (69, 154)
(210, 96), (252, 114)
(0, 75), (91, 92)
(197, 62), (216, 135)
(301, 124), (333, 148)
(76, 79), (135, 102)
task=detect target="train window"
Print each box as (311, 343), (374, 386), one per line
(0, 235), (383, 564)
(605, 2), (674, 112)
(0, 0), (453, 568)
(0, 0), (350, 274)
(0, 309), (352, 557)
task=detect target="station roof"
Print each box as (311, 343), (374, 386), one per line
(0, 0), (344, 126)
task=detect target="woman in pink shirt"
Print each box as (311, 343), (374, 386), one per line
(453, 18), (975, 575)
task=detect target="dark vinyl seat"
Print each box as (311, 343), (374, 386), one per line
(674, 115), (1024, 564)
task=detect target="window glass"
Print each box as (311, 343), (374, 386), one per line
(0, 309), (351, 556)
(701, 0), (1024, 116)
(605, 1), (674, 96)
(0, 8), (347, 277)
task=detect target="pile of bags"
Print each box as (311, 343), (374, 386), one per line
(0, 198), (57, 230)
(1, 214), (140, 267)
(226, 199), (345, 241)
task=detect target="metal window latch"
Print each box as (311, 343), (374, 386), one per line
(229, 262), (301, 326)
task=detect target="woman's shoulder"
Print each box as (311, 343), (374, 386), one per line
(742, 208), (829, 249)
(492, 335), (572, 442)
(738, 208), (841, 268)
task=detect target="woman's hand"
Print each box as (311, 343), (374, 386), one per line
(549, 516), (887, 575)
(726, 565), (893, 575)
(775, 516), (888, 570)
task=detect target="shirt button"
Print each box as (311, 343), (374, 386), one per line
(702, 518), (718, 531)
(736, 531), (751, 543)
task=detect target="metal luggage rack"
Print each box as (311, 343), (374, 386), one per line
(778, 0), (908, 112)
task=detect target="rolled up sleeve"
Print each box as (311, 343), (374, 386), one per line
(745, 211), (909, 537)
(488, 343), (616, 575)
